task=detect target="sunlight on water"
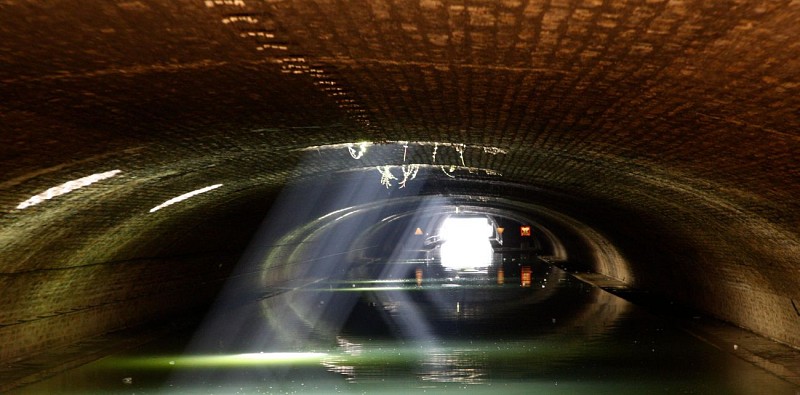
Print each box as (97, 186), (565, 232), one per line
(13, 261), (799, 395)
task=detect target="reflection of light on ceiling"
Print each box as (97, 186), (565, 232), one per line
(347, 142), (371, 159)
(296, 140), (506, 155)
(149, 184), (222, 213)
(295, 141), (504, 188)
(440, 217), (493, 270)
(16, 169), (122, 210)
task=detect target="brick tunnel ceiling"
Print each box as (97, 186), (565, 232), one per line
(1, 0), (800, 359)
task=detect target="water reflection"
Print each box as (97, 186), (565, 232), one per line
(12, 259), (800, 394)
(300, 259), (632, 387)
(420, 350), (484, 385)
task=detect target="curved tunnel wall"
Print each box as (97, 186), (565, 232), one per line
(1, 0), (800, 368)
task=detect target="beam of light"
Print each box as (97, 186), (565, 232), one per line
(116, 340), (589, 370)
(175, 170), (433, 381)
(439, 216), (494, 270)
(149, 184), (222, 213)
(15, 169), (122, 210)
(110, 352), (329, 369)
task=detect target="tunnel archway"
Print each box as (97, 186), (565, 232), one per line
(2, 0), (800, 391)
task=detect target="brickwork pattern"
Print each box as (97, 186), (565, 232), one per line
(1, 0), (799, 364)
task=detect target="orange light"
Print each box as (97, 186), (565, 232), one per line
(415, 268), (423, 286)
(497, 267), (505, 285)
(521, 266), (532, 287)
(520, 226), (531, 237)
(496, 227), (504, 235)
(414, 227), (424, 235)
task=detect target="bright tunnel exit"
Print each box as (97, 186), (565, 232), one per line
(439, 216), (494, 270)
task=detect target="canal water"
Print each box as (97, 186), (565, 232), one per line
(13, 261), (799, 394)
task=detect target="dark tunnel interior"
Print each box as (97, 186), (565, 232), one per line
(1, 0), (799, 392)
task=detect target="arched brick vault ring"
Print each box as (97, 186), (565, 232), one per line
(1, 0), (800, 366)
(207, 194), (632, 352)
(250, 196), (590, 281)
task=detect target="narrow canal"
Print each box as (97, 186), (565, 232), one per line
(13, 260), (799, 394)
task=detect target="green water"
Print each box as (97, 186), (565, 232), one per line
(13, 262), (799, 394)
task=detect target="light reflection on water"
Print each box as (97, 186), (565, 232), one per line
(11, 261), (800, 394)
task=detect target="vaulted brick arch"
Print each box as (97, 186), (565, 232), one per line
(1, 0), (799, 385)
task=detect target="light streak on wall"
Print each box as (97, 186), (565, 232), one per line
(149, 184), (223, 213)
(15, 169), (121, 210)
